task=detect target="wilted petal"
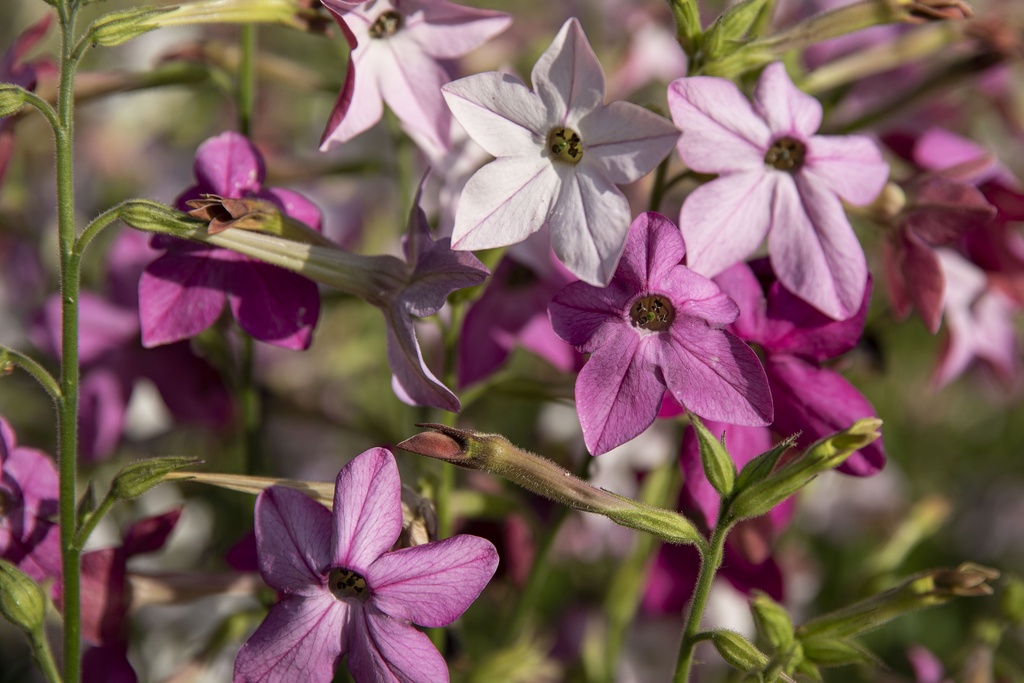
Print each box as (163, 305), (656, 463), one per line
(661, 324), (773, 426)
(192, 131), (264, 197)
(580, 101), (679, 185)
(668, 76), (770, 173)
(769, 174), (867, 320)
(332, 448), (404, 572)
(348, 604), (450, 683)
(233, 595), (349, 683)
(753, 62), (822, 138)
(804, 136), (889, 206)
(442, 73), (548, 158)
(533, 18), (605, 127)
(255, 486), (333, 595)
(368, 535), (497, 627)
(680, 171), (775, 278)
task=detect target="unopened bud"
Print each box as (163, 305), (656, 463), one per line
(110, 456), (203, 501)
(711, 629), (769, 672)
(120, 200), (206, 236)
(90, 8), (171, 47)
(0, 559), (46, 634)
(690, 415), (736, 497)
(0, 84), (28, 119)
(801, 637), (876, 667)
(751, 591), (795, 650)
(702, 0), (771, 60)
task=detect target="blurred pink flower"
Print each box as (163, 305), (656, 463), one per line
(668, 62), (888, 320)
(0, 15), (55, 188)
(319, 0), (511, 155)
(442, 18), (680, 285)
(549, 212), (772, 456)
(234, 448), (498, 682)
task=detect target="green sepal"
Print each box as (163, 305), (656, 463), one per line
(751, 591), (795, 650)
(702, 0), (772, 61)
(109, 456), (203, 501)
(711, 629), (769, 672)
(690, 414), (736, 496)
(729, 419), (881, 521)
(88, 8), (170, 47)
(119, 200), (206, 236)
(733, 436), (795, 493)
(669, 0), (704, 57)
(0, 559), (46, 634)
(76, 481), (96, 529)
(800, 636), (877, 667)
(794, 658), (823, 681)
(0, 84), (28, 118)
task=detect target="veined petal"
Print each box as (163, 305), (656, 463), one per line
(139, 251), (228, 347)
(712, 262), (771, 344)
(368, 535), (498, 627)
(233, 596), (349, 683)
(615, 211), (685, 292)
(769, 174), (868, 320)
(576, 333), (664, 455)
(407, 0), (511, 60)
(532, 18), (605, 127)
(227, 261), (319, 350)
(332, 448), (404, 572)
(193, 131), (265, 197)
(679, 171), (774, 278)
(668, 76), (770, 173)
(549, 167), (632, 285)
(377, 40), (451, 153)
(662, 267), (739, 326)
(752, 63), (822, 138)
(442, 73), (548, 158)
(254, 486), (333, 596)
(804, 136), (889, 205)
(579, 101), (679, 185)
(383, 305), (461, 412)
(661, 324), (772, 426)
(348, 605), (450, 683)
(451, 156), (555, 251)
(319, 47), (383, 152)
(548, 279), (632, 351)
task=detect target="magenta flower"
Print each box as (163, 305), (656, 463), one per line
(140, 131), (322, 349)
(442, 18), (680, 285)
(319, 0), (511, 154)
(548, 212), (772, 456)
(0, 416), (60, 585)
(668, 62), (889, 320)
(0, 15), (55, 189)
(234, 447), (498, 682)
(715, 258), (885, 476)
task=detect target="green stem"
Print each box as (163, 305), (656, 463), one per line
(238, 24), (257, 136)
(673, 517), (730, 683)
(72, 495), (116, 552)
(19, 90), (61, 134)
(30, 630), (62, 683)
(238, 332), (263, 474)
(0, 347), (61, 402)
(73, 204), (122, 257)
(647, 155), (671, 213)
(56, 5), (83, 681)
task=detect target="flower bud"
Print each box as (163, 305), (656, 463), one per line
(751, 591), (794, 650)
(669, 0), (703, 56)
(690, 415), (736, 496)
(119, 200), (206, 236)
(800, 637), (876, 667)
(702, 0), (771, 60)
(711, 629), (769, 673)
(0, 559), (46, 634)
(110, 456), (203, 501)
(89, 8), (172, 47)
(0, 84), (28, 119)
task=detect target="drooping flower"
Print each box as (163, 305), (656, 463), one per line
(32, 231), (232, 461)
(233, 447), (498, 682)
(715, 258), (886, 476)
(139, 131), (323, 349)
(548, 212), (772, 456)
(668, 62), (889, 320)
(319, 0), (511, 155)
(442, 17), (680, 286)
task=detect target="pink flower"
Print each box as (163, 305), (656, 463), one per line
(233, 447), (498, 682)
(442, 18), (680, 285)
(319, 0), (511, 154)
(0, 15), (55, 189)
(548, 212), (772, 456)
(668, 62), (889, 320)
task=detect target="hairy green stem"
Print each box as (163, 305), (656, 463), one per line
(72, 495), (116, 552)
(0, 347), (61, 401)
(73, 205), (122, 257)
(673, 515), (729, 683)
(18, 90), (61, 133)
(647, 155), (671, 213)
(56, 5), (83, 680)
(30, 629), (62, 683)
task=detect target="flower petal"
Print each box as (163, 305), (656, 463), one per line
(614, 211), (684, 292)
(752, 63), (822, 138)
(548, 280), (631, 351)
(261, 188), (323, 232)
(383, 304), (461, 412)
(332, 448), (404, 572)
(549, 166), (632, 285)
(255, 486), (333, 596)
(804, 135), (889, 206)
(408, 1), (511, 60)
(442, 73), (548, 158)
(319, 47), (383, 152)
(668, 76), (770, 173)
(661, 325), (773, 426)
(347, 604), (450, 683)
(193, 131), (264, 197)
(226, 260), (320, 350)
(368, 534), (497, 626)
(138, 250), (229, 347)
(375, 40), (452, 153)
(532, 18), (605, 127)
(576, 332), (665, 455)
(233, 596), (349, 683)
(450, 156), (555, 251)
(769, 174), (868, 320)
(579, 101), (679, 185)
(679, 171), (775, 278)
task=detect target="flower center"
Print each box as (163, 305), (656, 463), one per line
(328, 567), (369, 601)
(368, 10), (403, 38)
(764, 136), (806, 172)
(547, 127), (583, 165)
(629, 295), (675, 332)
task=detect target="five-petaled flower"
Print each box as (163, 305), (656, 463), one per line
(548, 212), (773, 456)
(442, 17), (680, 286)
(668, 62), (889, 320)
(233, 447), (498, 682)
(140, 131), (323, 350)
